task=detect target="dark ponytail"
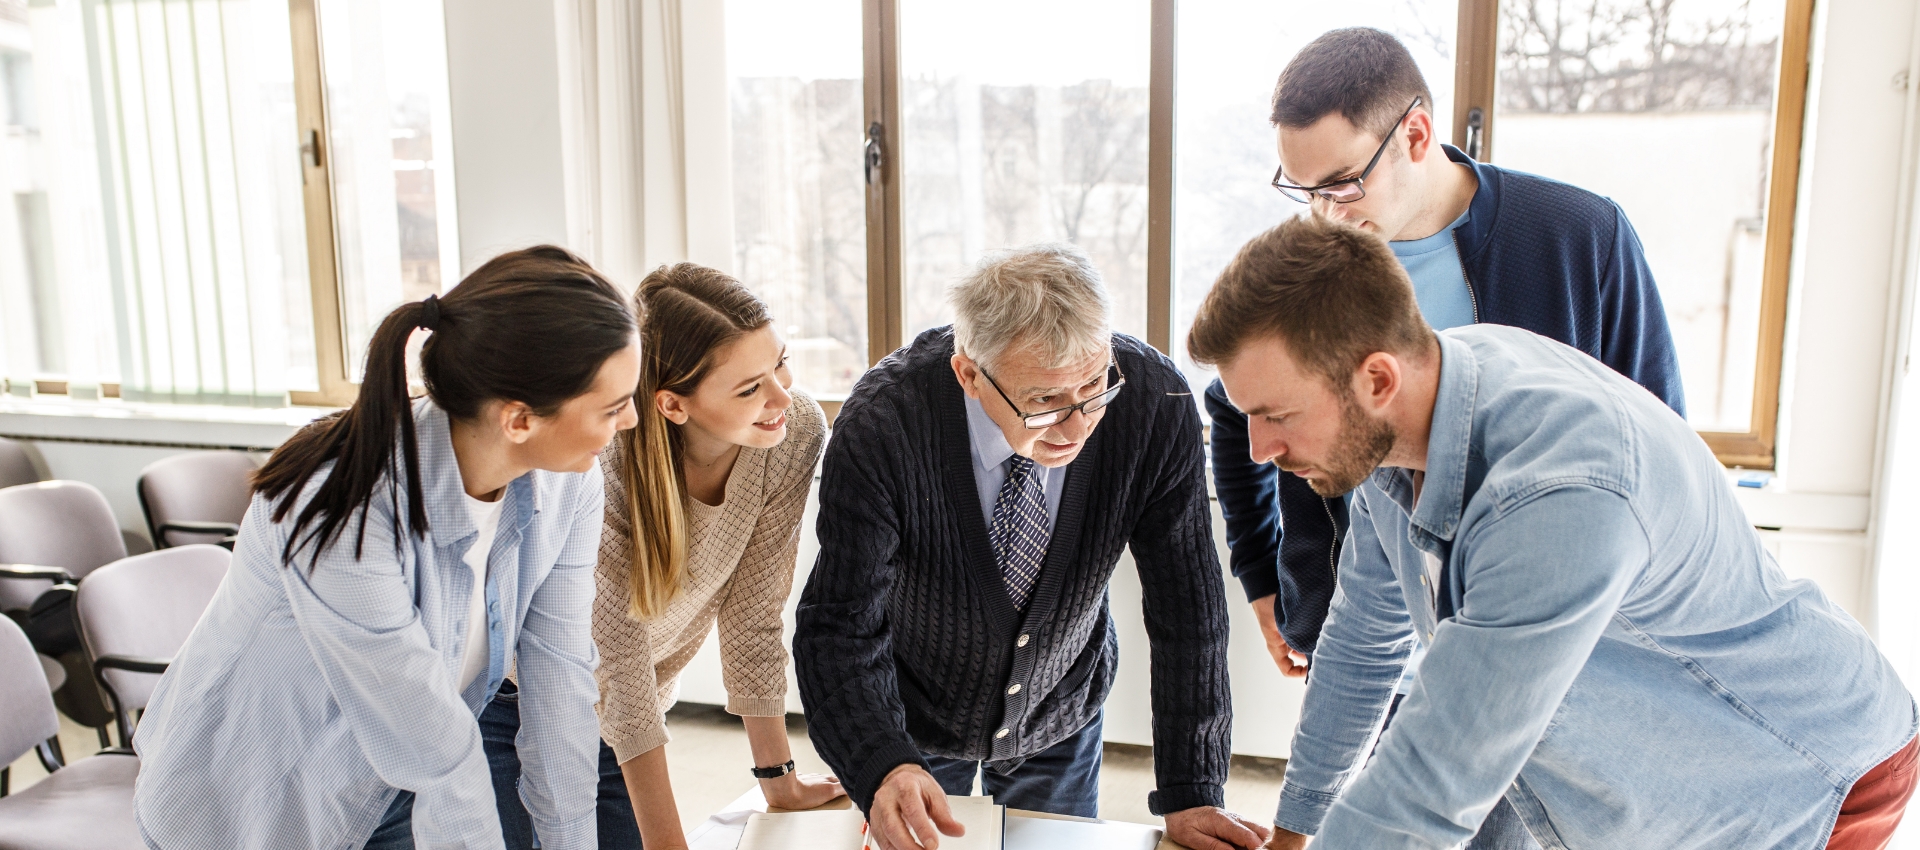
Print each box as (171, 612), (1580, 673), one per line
(254, 245), (637, 568)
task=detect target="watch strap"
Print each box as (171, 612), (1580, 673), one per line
(750, 759), (796, 779)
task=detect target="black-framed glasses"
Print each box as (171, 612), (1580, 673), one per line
(1271, 97), (1422, 205)
(979, 359), (1126, 429)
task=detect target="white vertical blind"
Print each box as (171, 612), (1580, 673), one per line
(91, 0), (310, 405)
(0, 0), (316, 407)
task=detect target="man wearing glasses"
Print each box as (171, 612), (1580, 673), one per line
(796, 244), (1270, 850)
(1204, 27), (1686, 849)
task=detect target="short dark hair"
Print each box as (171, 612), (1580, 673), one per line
(1188, 215), (1434, 388)
(1270, 27), (1434, 137)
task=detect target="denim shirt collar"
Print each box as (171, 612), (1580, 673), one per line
(412, 398), (541, 549)
(1370, 332), (1478, 546)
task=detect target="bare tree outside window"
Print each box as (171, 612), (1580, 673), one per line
(1495, 0), (1786, 431)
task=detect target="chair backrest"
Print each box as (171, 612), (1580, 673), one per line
(77, 544), (230, 716)
(0, 481), (128, 612)
(0, 437), (38, 490)
(138, 450), (261, 548)
(0, 616), (60, 767)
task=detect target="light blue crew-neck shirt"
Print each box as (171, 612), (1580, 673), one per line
(965, 394), (1067, 532)
(1389, 207), (1476, 332)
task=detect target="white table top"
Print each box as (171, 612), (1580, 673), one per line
(687, 786), (1181, 850)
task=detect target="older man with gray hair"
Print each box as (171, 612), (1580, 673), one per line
(796, 244), (1266, 850)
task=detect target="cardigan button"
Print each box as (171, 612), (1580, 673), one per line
(1007, 684), (1021, 695)
(1016, 634), (1029, 648)
(995, 728), (1010, 739)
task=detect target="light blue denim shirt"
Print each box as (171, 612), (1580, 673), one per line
(1278, 325), (1914, 849)
(134, 399), (605, 850)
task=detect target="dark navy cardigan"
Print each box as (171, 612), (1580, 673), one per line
(795, 328), (1232, 816)
(1206, 145), (1687, 656)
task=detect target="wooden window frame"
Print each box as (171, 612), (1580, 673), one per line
(287, 0), (356, 408)
(1455, 0), (1812, 469)
(857, 0), (1809, 469)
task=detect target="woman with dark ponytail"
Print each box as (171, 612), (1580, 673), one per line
(483, 263), (843, 848)
(132, 246), (641, 850)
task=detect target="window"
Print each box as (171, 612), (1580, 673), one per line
(0, 0), (316, 405)
(315, 0), (459, 381)
(725, 0), (867, 398)
(740, 0), (1811, 467)
(1171, 0), (1461, 403)
(1486, 0), (1808, 465)
(0, 0), (456, 408)
(896, 0), (1152, 343)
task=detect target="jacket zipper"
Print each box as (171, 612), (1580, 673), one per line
(1451, 229), (1480, 323)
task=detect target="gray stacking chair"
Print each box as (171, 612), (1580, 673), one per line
(75, 545), (230, 746)
(0, 481), (127, 614)
(0, 438), (37, 490)
(136, 451), (261, 549)
(0, 616), (142, 850)
(0, 481), (131, 738)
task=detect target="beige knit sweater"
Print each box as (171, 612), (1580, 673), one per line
(592, 389), (826, 764)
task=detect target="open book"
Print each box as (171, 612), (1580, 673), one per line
(737, 796), (1004, 850)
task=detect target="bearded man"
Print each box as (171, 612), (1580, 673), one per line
(1191, 215), (1917, 850)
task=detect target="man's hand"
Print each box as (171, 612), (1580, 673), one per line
(866, 764), (964, 850)
(1251, 595), (1308, 677)
(1164, 806), (1272, 850)
(1264, 826), (1310, 849)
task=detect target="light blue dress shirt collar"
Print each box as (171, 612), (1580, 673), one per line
(964, 394), (1067, 531)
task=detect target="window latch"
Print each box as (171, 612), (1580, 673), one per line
(1464, 107), (1485, 161)
(301, 128), (325, 170)
(864, 121), (886, 186)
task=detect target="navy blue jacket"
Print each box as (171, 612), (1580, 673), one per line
(1207, 145), (1686, 657)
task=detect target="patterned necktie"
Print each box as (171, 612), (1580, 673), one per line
(990, 456), (1051, 611)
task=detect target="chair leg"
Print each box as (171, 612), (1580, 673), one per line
(2, 765), (9, 797)
(96, 725), (111, 749)
(34, 737), (63, 773)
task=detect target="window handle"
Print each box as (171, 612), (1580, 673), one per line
(1464, 107), (1485, 161)
(864, 121), (886, 186)
(301, 128), (325, 170)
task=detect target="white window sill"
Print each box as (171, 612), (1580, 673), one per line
(0, 397), (326, 450)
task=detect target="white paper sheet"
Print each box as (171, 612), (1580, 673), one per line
(1004, 816), (1162, 850)
(738, 809), (869, 850)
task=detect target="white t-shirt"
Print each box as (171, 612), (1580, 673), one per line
(457, 492), (505, 691)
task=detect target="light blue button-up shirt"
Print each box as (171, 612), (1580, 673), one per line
(134, 399), (605, 850)
(1279, 325), (1914, 849)
(965, 394), (1066, 531)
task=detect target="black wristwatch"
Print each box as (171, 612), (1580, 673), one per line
(751, 759), (796, 779)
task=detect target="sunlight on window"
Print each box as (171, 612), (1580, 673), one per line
(725, 0), (867, 398)
(1494, 0), (1785, 432)
(318, 0), (459, 381)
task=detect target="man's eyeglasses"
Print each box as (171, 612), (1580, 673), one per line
(1271, 97), (1422, 205)
(979, 359), (1126, 429)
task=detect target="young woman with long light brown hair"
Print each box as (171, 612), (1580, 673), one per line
(484, 263), (843, 848)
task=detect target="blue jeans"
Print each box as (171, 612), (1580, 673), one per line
(483, 681), (641, 850)
(361, 684), (641, 850)
(1378, 695), (1537, 850)
(923, 712), (1104, 818)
